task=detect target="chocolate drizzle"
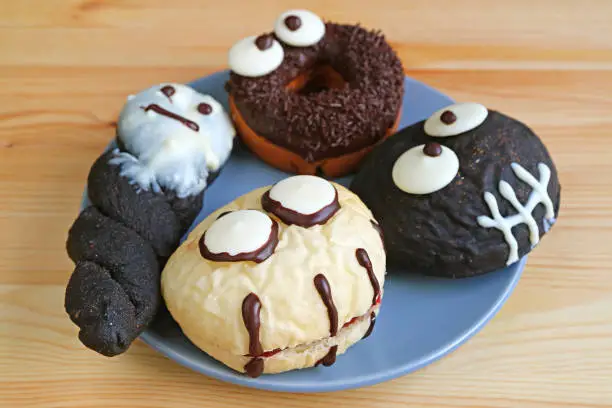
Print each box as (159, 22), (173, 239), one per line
(242, 293), (265, 378)
(244, 357), (264, 378)
(315, 345), (338, 367)
(314, 274), (338, 336)
(362, 312), (376, 339)
(356, 248), (381, 306)
(160, 85), (175, 102)
(199, 219), (279, 263)
(261, 188), (340, 228)
(242, 293), (263, 356)
(141, 104), (199, 132)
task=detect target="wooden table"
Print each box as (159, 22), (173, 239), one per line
(2, 1), (611, 406)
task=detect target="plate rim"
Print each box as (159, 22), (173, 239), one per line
(140, 258), (525, 393)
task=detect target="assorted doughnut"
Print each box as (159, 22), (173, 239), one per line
(65, 84), (235, 355)
(226, 9), (404, 177)
(351, 103), (561, 278)
(64, 10), (561, 377)
(162, 177), (385, 376)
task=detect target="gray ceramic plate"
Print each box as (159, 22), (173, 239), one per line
(82, 71), (525, 393)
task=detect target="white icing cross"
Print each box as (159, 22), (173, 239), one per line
(477, 162), (556, 265)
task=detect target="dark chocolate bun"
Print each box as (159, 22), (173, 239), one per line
(65, 150), (204, 356)
(350, 108), (561, 278)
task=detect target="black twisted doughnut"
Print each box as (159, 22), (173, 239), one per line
(65, 149), (205, 356)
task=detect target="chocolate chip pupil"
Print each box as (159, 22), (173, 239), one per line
(255, 34), (274, 51)
(423, 142), (442, 157)
(197, 103), (212, 115)
(284, 15), (302, 31)
(440, 110), (457, 125)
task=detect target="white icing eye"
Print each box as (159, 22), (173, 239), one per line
(273, 9), (325, 47)
(424, 103), (488, 137)
(228, 35), (284, 77)
(262, 175), (340, 227)
(270, 175), (335, 214)
(204, 210), (274, 256)
(392, 142), (459, 194)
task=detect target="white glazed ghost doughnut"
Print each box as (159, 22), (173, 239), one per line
(424, 102), (488, 137)
(228, 35), (284, 77)
(161, 181), (386, 376)
(110, 83), (235, 198)
(392, 142), (459, 194)
(273, 9), (326, 47)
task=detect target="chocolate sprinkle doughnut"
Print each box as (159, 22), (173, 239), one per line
(65, 149), (205, 356)
(227, 23), (404, 162)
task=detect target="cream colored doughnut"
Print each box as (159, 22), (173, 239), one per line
(161, 182), (386, 376)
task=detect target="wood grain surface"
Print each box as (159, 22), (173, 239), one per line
(1, 0), (612, 407)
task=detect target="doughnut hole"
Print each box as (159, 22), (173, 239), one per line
(286, 65), (346, 95)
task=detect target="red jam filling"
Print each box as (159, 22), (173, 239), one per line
(245, 299), (381, 358)
(245, 348), (282, 358)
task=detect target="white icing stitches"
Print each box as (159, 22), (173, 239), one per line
(205, 210), (274, 256)
(391, 144), (459, 195)
(273, 10), (325, 47)
(424, 103), (488, 137)
(111, 83), (235, 198)
(477, 162), (556, 265)
(228, 35), (284, 77)
(269, 175), (335, 215)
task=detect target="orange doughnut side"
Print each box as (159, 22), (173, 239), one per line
(229, 95), (401, 178)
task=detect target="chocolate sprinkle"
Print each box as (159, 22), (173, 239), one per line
(440, 110), (457, 125)
(284, 15), (302, 31)
(227, 23), (404, 162)
(255, 34), (274, 51)
(423, 142), (442, 157)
